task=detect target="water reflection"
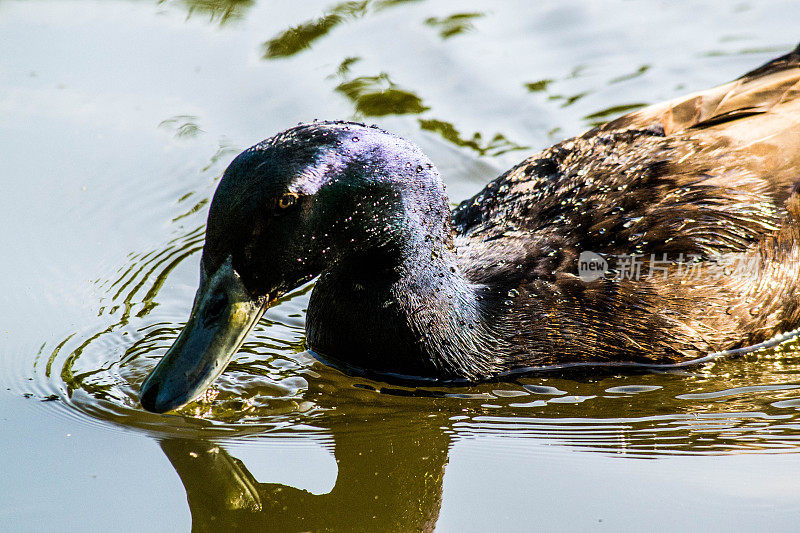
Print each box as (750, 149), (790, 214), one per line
(525, 79), (553, 92)
(335, 72), (429, 116)
(159, 115), (205, 139)
(262, 0), (422, 59)
(258, 2), (530, 155)
(328, 57), (430, 118)
(328, 59), (529, 154)
(418, 118), (529, 157)
(583, 103), (648, 127)
(522, 61), (656, 133)
(147, 347), (800, 531)
(161, 407), (449, 531)
(163, 0), (256, 25)
(701, 45), (793, 58)
(424, 12), (484, 40)
(608, 65), (650, 85)
(38, 300), (800, 455)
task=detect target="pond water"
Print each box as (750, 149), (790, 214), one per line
(3, 0), (800, 531)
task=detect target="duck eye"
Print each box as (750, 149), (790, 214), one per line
(278, 193), (298, 209)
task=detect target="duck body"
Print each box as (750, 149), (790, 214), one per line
(140, 45), (800, 412)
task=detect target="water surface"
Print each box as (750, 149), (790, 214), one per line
(3, 1), (800, 531)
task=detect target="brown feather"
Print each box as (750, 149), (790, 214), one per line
(451, 45), (800, 368)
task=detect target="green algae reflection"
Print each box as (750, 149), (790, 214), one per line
(336, 73), (429, 116)
(162, 0), (256, 25)
(424, 12), (484, 39)
(262, 0), (423, 59)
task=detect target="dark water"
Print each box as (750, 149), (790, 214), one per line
(3, 1), (800, 530)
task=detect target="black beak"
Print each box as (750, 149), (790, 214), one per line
(139, 257), (266, 413)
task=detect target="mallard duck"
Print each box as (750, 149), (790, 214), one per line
(140, 45), (800, 413)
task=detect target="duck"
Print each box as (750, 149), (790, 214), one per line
(140, 44), (800, 413)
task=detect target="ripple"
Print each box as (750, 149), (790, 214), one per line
(453, 410), (800, 457)
(605, 385), (663, 394)
(676, 384), (800, 401)
(28, 246), (800, 455)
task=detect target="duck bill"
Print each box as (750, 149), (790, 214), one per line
(139, 257), (266, 413)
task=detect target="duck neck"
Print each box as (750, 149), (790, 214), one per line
(306, 198), (502, 381)
(393, 234), (504, 380)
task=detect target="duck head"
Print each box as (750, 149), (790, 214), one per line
(139, 122), (446, 413)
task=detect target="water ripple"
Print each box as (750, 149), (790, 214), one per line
(25, 220), (800, 454)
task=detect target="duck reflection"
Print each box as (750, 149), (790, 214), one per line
(159, 407), (451, 532)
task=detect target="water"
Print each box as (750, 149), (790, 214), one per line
(2, 0), (800, 530)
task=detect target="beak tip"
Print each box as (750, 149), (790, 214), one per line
(138, 381), (159, 413)
(139, 379), (176, 414)
(137, 260), (265, 415)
